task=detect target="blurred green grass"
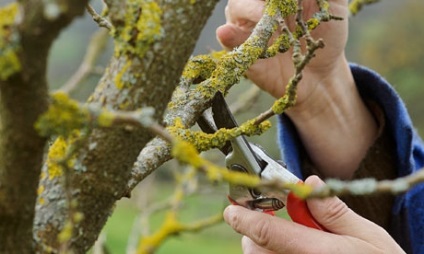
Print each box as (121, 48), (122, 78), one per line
(101, 178), (289, 254)
(102, 180), (242, 254)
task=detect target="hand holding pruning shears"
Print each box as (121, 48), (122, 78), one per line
(212, 0), (406, 251)
(198, 92), (324, 230)
(224, 176), (404, 254)
(198, 93), (404, 253)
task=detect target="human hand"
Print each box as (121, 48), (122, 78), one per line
(223, 176), (405, 254)
(216, 0), (349, 101)
(217, 0), (378, 179)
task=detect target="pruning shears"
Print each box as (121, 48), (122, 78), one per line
(198, 92), (325, 231)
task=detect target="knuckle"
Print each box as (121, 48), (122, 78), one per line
(228, 212), (243, 234)
(321, 198), (350, 225)
(251, 218), (272, 247)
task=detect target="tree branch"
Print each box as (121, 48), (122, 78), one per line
(0, 1), (88, 252)
(349, 0), (380, 16)
(58, 28), (109, 94)
(310, 168), (424, 198)
(34, 1), (220, 252)
(86, 4), (112, 30)
(127, 0), (285, 193)
(229, 85), (262, 115)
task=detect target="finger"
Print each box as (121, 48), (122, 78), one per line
(226, 0), (264, 25)
(224, 205), (365, 253)
(217, 0), (264, 50)
(305, 176), (397, 245)
(216, 24), (252, 50)
(242, 236), (276, 254)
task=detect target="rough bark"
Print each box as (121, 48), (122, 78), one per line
(127, 7), (280, 192)
(0, 1), (88, 253)
(34, 1), (218, 252)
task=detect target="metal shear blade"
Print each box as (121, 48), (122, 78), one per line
(198, 93), (326, 230)
(197, 92), (286, 211)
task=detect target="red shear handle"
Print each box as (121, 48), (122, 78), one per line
(227, 195), (276, 215)
(287, 192), (327, 231)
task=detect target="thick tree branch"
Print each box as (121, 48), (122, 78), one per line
(126, 0), (338, 192)
(127, 0), (285, 192)
(0, 1), (88, 252)
(34, 1), (219, 252)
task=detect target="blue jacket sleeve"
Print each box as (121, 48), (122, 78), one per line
(277, 63), (424, 253)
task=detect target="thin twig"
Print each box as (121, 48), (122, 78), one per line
(58, 29), (109, 94)
(126, 0), (284, 191)
(348, 0), (380, 16)
(86, 4), (112, 30)
(229, 85), (262, 115)
(309, 169), (424, 198)
(136, 167), (222, 254)
(46, 94), (424, 201)
(254, 0), (326, 125)
(92, 233), (109, 254)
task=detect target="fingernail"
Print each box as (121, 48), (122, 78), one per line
(305, 175), (325, 188)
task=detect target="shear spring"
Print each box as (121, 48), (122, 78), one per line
(248, 197), (285, 211)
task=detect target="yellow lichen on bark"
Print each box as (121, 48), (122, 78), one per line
(138, 211), (183, 254)
(135, 1), (162, 45)
(97, 110), (115, 127)
(171, 139), (204, 168)
(271, 78), (297, 114)
(47, 137), (67, 180)
(181, 51), (227, 82)
(113, 0), (163, 57)
(137, 210), (223, 254)
(195, 43), (264, 99)
(266, 32), (291, 57)
(35, 92), (89, 137)
(348, 0), (379, 16)
(168, 118), (271, 152)
(181, 55), (218, 81)
(0, 2), (21, 80)
(307, 17), (320, 31)
(37, 185), (46, 205)
(285, 182), (314, 199)
(171, 135), (313, 199)
(57, 210), (84, 244)
(171, 138), (261, 186)
(114, 59), (132, 89)
(45, 132), (79, 180)
(266, 0), (297, 17)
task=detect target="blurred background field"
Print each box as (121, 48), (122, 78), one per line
(1, 0), (423, 253)
(101, 176), (243, 253)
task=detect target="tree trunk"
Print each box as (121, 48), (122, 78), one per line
(34, 1), (219, 252)
(0, 1), (88, 252)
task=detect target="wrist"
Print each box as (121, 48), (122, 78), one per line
(286, 56), (354, 119)
(285, 57), (378, 179)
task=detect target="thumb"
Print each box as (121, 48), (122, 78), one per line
(216, 24), (251, 50)
(305, 175), (387, 240)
